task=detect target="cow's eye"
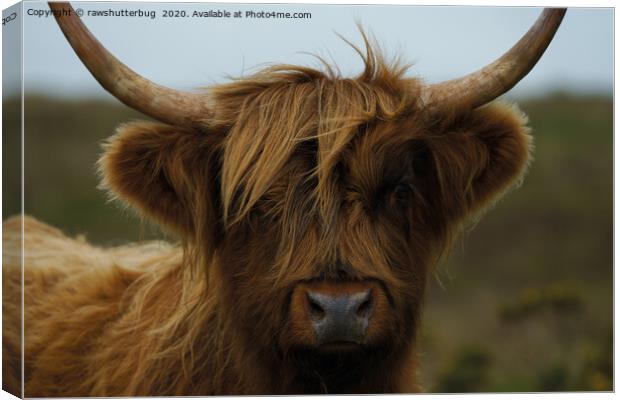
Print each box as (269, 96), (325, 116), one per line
(393, 183), (411, 202)
(250, 200), (274, 224)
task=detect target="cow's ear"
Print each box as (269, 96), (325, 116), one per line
(98, 121), (222, 240)
(426, 102), (532, 225)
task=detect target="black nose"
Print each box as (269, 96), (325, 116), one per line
(306, 289), (373, 345)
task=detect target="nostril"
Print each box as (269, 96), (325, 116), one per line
(356, 297), (373, 318)
(307, 294), (325, 319)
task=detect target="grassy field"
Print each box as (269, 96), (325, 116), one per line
(3, 94), (613, 392)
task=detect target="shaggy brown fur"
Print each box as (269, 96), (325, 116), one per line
(3, 43), (532, 396)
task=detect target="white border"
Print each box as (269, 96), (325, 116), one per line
(0, 1), (615, 400)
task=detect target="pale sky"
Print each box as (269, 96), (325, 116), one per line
(4, 2), (614, 100)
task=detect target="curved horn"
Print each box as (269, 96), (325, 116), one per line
(424, 8), (566, 109)
(49, 2), (210, 127)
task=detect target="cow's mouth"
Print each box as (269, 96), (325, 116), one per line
(317, 340), (363, 353)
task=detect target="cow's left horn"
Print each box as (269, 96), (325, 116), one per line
(424, 8), (566, 110)
(49, 2), (210, 128)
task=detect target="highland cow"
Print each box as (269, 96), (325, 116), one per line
(2, 3), (565, 396)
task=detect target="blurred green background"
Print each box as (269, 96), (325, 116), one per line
(2, 94), (612, 392)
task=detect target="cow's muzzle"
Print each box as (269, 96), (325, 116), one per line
(307, 289), (371, 346)
(289, 280), (389, 350)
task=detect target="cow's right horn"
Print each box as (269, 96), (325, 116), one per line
(49, 2), (211, 128)
(423, 8), (566, 110)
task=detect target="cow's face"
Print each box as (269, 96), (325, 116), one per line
(100, 59), (532, 380)
(218, 117), (429, 358)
